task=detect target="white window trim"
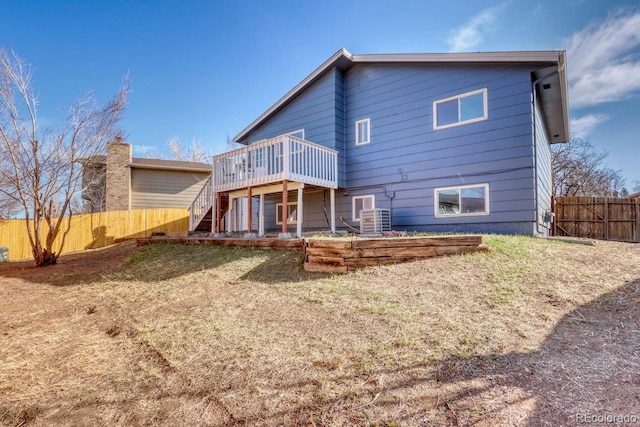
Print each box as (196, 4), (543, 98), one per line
(355, 118), (371, 146)
(433, 88), (488, 130)
(352, 194), (375, 222)
(287, 129), (305, 140)
(434, 183), (490, 218)
(276, 202), (298, 224)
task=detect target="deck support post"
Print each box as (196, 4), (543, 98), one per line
(215, 192), (222, 234)
(227, 195), (233, 233)
(211, 190), (216, 233)
(330, 188), (336, 234)
(259, 193), (265, 236)
(210, 173), (215, 233)
(296, 185), (303, 238)
(247, 187), (253, 234)
(281, 180), (288, 235)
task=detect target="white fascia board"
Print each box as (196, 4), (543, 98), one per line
(129, 163), (212, 173)
(557, 50), (571, 142)
(352, 51), (564, 64)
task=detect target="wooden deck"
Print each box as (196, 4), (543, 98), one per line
(212, 134), (338, 193)
(135, 235), (488, 272)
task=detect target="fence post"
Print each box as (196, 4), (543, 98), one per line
(551, 196), (556, 236)
(635, 199), (640, 243)
(604, 197), (609, 241)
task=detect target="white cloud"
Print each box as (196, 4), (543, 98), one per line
(447, 5), (506, 52)
(570, 113), (608, 138)
(567, 11), (640, 108)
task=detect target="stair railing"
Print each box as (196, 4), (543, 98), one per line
(189, 174), (213, 231)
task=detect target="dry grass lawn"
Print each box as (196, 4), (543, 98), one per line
(0, 235), (639, 426)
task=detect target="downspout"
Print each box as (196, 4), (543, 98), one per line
(532, 69), (559, 235)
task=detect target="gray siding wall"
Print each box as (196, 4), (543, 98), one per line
(131, 169), (209, 209)
(535, 101), (552, 236)
(240, 68), (347, 187)
(260, 191), (333, 233)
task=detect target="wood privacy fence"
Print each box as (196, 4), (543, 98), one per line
(0, 209), (189, 261)
(552, 197), (640, 243)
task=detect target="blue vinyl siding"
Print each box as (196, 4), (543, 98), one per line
(341, 63), (537, 233)
(240, 68), (347, 188)
(240, 60), (562, 236)
(335, 69), (346, 187)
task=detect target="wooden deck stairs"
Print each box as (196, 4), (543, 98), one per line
(189, 175), (229, 233)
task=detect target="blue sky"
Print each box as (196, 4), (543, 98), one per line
(2, 0), (640, 187)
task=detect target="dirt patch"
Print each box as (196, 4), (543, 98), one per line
(0, 241), (138, 285)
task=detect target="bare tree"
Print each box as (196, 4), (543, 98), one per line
(167, 136), (211, 162)
(225, 132), (240, 151)
(0, 48), (129, 266)
(0, 170), (21, 218)
(551, 138), (625, 197)
(78, 156), (107, 213)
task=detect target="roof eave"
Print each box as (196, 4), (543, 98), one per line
(558, 51), (571, 143)
(538, 51), (570, 144)
(351, 50), (565, 64)
(129, 163), (212, 173)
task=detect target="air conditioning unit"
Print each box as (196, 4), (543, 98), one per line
(360, 208), (391, 235)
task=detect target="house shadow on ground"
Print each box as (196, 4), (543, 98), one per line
(427, 277), (640, 425)
(0, 241), (326, 286)
(0, 241), (140, 286)
(254, 279), (640, 426)
(292, 279), (640, 427)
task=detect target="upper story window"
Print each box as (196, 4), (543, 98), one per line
(435, 183), (489, 217)
(355, 118), (370, 146)
(433, 88), (488, 130)
(352, 194), (375, 222)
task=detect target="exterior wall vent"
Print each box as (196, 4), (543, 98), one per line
(360, 208), (391, 235)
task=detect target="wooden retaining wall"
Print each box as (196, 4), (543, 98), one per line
(304, 235), (489, 272)
(134, 235), (488, 273)
(136, 237), (305, 250)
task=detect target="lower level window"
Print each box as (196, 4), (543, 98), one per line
(435, 184), (489, 217)
(352, 195), (375, 222)
(276, 202), (297, 224)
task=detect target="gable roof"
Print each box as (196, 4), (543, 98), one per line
(129, 157), (211, 172)
(234, 47), (570, 145)
(81, 155), (212, 173)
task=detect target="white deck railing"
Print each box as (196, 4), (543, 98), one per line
(213, 135), (338, 193)
(189, 174), (213, 231)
